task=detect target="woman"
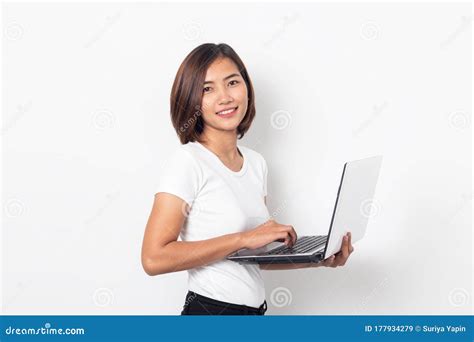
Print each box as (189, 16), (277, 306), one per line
(141, 43), (354, 315)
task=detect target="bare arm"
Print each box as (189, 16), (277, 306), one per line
(141, 193), (245, 276)
(142, 193), (303, 276)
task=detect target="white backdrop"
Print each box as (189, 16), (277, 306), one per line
(2, 2), (472, 315)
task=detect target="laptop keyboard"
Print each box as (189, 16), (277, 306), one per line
(263, 236), (327, 255)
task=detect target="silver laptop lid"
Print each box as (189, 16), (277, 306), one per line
(323, 155), (383, 259)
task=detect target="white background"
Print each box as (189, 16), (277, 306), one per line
(2, 2), (472, 315)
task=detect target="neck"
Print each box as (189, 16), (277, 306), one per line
(198, 127), (240, 161)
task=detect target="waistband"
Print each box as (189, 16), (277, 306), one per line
(187, 291), (267, 315)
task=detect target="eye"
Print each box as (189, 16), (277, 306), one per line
(229, 80), (239, 86)
(203, 86), (212, 93)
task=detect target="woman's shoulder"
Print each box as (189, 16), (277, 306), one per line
(238, 144), (267, 167)
(164, 143), (202, 171)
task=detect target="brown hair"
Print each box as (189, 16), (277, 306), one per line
(170, 43), (256, 144)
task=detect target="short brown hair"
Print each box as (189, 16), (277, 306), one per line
(170, 43), (256, 144)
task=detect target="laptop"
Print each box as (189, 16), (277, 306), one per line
(227, 155), (383, 265)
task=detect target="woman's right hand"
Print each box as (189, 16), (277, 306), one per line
(240, 219), (297, 250)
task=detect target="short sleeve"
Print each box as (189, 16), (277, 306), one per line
(156, 148), (201, 206)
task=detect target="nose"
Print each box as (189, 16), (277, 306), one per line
(217, 87), (234, 104)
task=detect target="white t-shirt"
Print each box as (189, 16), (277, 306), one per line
(156, 141), (270, 308)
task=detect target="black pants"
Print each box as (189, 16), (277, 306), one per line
(180, 291), (267, 315)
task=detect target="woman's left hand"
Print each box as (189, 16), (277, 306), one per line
(320, 232), (354, 268)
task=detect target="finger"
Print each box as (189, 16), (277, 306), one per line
(329, 255), (338, 267)
(348, 232), (354, 254)
(277, 232), (291, 245)
(341, 235), (349, 258)
(278, 226), (295, 246)
(333, 253), (344, 267)
(286, 225), (297, 245)
(292, 226), (298, 244)
(324, 255), (336, 266)
(340, 253), (350, 266)
(338, 249), (351, 266)
(322, 255), (332, 265)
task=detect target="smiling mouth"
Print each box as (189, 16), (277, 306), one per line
(216, 106), (238, 115)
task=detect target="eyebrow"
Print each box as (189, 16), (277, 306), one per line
(203, 73), (241, 85)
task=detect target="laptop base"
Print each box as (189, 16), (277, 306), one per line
(235, 252), (324, 265)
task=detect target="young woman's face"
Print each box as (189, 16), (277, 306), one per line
(200, 57), (248, 134)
